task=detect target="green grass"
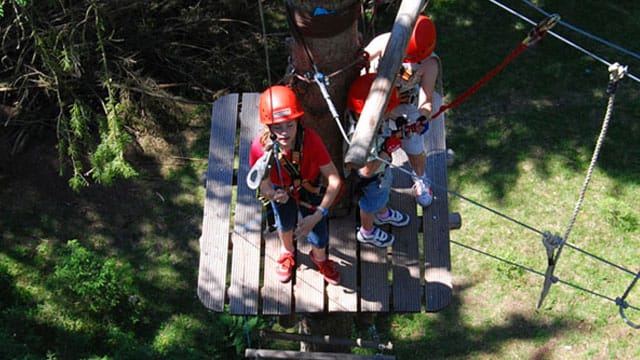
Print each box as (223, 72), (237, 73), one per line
(1, 0), (639, 359)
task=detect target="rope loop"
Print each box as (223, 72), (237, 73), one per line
(606, 62), (628, 94)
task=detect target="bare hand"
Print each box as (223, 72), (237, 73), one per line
(295, 212), (320, 239)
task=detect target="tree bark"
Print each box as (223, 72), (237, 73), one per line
(287, 1), (361, 353)
(287, 0), (362, 175)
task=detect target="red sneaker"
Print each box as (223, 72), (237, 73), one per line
(276, 252), (295, 283)
(309, 251), (341, 285)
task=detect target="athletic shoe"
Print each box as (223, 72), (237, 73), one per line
(357, 227), (396, 248)
(275, 252), (295, 283)
(373, 208), (410, 227)
(413, 176), (433, 207)
(309, 251), (340, 285)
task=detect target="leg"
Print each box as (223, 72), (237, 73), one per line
(407, 152), (426, 178)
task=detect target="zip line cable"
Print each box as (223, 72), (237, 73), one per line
(451, 239), (640, 313)
(521, 0), (640, 62)
(431, 176), (638, 278)
(488, 0), (640, 83)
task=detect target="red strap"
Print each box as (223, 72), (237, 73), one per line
(431, 43), (528, 120)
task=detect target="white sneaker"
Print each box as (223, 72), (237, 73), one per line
(373, 208), (410, 227)
(413, 176), (433, 207)
(357, 227), (395, 248)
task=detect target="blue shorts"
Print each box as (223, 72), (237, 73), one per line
(358, 166), (392, 214)
(270, 190), (328, 249)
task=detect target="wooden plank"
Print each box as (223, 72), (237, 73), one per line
(389, 151), (422, 311)
(245, 349), (396, 360)
(295, 239), (326, 313)
(359, 244), (390, 312)
(327, 210), (358, 312)
(423, 95), (453, 312)
(229, 93), (263, 315)
(262, 229), (293, 315)
(197, 93), (239, 312)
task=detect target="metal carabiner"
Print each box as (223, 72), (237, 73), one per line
(523, 13), (561, 47)
(246, 147), (274, 190)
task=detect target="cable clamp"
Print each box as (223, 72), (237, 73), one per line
(541, 231), (563, 264)
(616, 270), (640, 329)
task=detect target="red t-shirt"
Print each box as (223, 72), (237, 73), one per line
(249, 127), (331, 187)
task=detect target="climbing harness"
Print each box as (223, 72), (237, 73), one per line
(429, 13), (560, 120)
(536, 62), (627, 310)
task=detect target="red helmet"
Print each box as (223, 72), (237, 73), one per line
(259, 85), (304, 125)
(346, 73), (400, 114)
(405, 15), (436, 63)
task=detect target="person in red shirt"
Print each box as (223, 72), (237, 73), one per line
(249, 85), (342, 285)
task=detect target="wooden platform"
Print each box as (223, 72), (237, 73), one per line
(197, 93), (457, 315)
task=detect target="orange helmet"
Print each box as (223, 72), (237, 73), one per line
(346, 73), (400, 114)
(405, 15), (436, 63)
(259, 85), (304, 125)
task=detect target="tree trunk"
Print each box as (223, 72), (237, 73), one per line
(287, 0), (361, 353)
(287, 0), (362, 176)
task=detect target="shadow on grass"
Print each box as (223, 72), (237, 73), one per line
(375, 280), (575, 359)
(433, 0), (640, 200)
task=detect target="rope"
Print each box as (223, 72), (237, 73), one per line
(535, 63), (628, 314)
(489, 0), (640, 83)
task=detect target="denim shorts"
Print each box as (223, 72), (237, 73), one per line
(358, 166), (392, 214)
(270, 190), (328, 249)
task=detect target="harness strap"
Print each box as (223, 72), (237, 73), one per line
(430, 14), (559, 120)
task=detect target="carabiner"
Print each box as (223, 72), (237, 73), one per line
(522, 13), (560, 47)
(247, 147), (274, 190)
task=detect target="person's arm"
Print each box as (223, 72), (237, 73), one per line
(364, 33), (391, 63)
(316, 162), (342, 213)
(417, 57), (440, 119)
(294, 161), (342, 238)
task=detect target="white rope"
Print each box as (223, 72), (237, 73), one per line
(488, 0), (640, 83)
(556, 63), (627, 262)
